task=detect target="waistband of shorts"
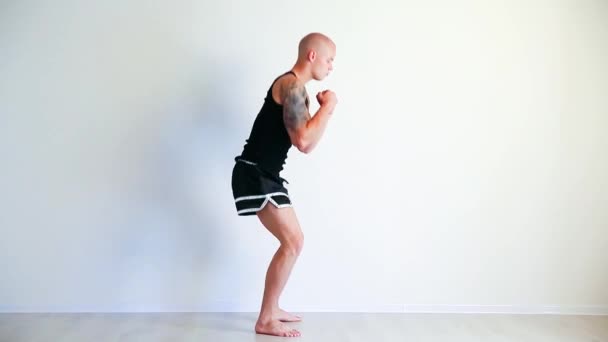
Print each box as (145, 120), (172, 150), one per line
(234, 157), (289, 184)
(235, 157), (257, 166)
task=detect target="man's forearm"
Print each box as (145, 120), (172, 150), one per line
(300, 105), (334, 153)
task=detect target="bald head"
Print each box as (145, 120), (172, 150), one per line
(292, 32), (335, 82)
(297, 32), (335, 62)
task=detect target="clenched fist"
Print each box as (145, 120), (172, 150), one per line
(316, 90), (338, 109)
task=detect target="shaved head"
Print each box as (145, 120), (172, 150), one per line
(290, 32), (336, 82)
(297, 32), (335, 62)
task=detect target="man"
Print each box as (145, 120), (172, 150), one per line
(231, 32), (337, 337)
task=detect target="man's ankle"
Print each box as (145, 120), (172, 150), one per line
(257, 309), (277, 323)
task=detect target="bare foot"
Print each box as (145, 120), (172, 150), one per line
(255, 319), (301, 337)
(276, 309), (302, 322)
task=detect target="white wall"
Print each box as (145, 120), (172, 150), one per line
(1, 0), (607, 313)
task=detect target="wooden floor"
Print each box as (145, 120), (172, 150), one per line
(1, 312), (607, 341)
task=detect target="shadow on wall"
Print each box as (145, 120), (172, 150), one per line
(112, 61), (250, 310)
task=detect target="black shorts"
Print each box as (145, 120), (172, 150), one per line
(231, 158), (292, 216)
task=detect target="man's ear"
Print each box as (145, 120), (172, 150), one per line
(308, 50), (316, 62)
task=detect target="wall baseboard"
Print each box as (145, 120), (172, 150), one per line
(399, 305), (608, 315)
(1, 304), (607, 315)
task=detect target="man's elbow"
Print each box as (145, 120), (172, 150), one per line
(294, 138), (313, 154)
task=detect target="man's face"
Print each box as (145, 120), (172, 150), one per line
(312, 44), (335, 81)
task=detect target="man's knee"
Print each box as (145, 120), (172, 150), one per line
(283, 231), (304, 256)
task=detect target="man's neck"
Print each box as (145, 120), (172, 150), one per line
(290, 64), (312, 84)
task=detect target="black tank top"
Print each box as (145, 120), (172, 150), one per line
(238, 71), (306, 175)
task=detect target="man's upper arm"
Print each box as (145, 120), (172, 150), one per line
(282, 79), (310, 142)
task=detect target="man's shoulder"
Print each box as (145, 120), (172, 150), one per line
(275, 72), (300, 88)
(274, 73), (304, 99)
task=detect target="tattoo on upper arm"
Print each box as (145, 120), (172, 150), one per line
(283, 81), (310, 130)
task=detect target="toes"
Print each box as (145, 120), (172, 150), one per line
(283, 329), (298, 337)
